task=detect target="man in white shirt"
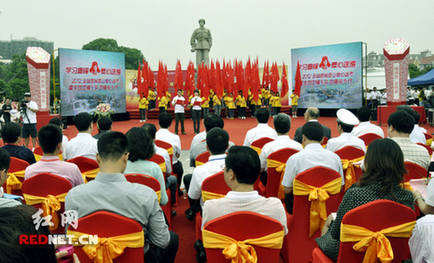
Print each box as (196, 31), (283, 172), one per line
(156, 112), (183, 195)
(202, 145), (287, 234)
(21, 92), (39, 149)
(243, 108), (277, 147)
(64, 112), (98, 161)
(370, 87), (380, 109)
(171, 89), (186, 135)
(352, 106), (384, 138)
(409, 214), (434, 263)
(326, 109), (366, 153)
(185, 127), (229, 220)
(282, 122), (344, 213)
(397, 105), (426, 144)
(259, 113), (302, 182)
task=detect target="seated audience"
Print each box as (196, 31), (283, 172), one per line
(93, 116), (113, 139)
(243, 108), (277, 147)
(124, 127), (171, 206)
(184, 127), (229, 220)
(48, 117), (69, 154)
(282, 122), (344, 195)
(387, 110), (430, 169)
(189, 113), (234, 167)
(1, 122), (36, 165)
(294, 107), (331, 143)
(409, 214), (434, 263)
(0, 148), (21, 207)
(259, 113), (302, 184)
(397, 105), (426, 144)
(326, 108), (366, 153)
(65, 131), (178, 263)
(156, 112), (183, 193)
(142, 123), (172, 177)
(24, 125), (84, 187)
(315, 139), (414, 261)
(351, 106), (384, 138)
(202, 146), (287, 235)
(413, 174), (434, 215)
(64, 112), (98, 161)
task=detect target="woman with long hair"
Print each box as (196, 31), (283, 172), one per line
(315, 138), (414, 261)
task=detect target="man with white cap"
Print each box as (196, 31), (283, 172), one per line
(326, 108), (366, 153)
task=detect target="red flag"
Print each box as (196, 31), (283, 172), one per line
(262, 60), (269, 88)
(202, 64), (209, 100)
(215, 60), (223, 97)
(244, 57), (251, 96)
(157, 61), (163, 95)
(142, 60), (148, 96)
(281, 62), (289, 98)
(146, 64), (153, 97)
(294, 61), (302, 97)
(174, 60), (183, 92)
(137, 63), (142, 98)
(188, 61), (196, 95)
(251, 57), (260, 101)
(270, 62), (279, 93)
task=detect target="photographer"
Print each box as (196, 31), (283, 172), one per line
(20, 93), (38, 149)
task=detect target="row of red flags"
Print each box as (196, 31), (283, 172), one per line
(137, 58), (302, 100)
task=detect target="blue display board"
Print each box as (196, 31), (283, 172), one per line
(59, 48), (126, 116)
(291, 42), (363, 109)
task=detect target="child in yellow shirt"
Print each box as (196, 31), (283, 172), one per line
(224, 93), (236, 119)
(290, 93), (299, 118)
(138, 94), (148, 122)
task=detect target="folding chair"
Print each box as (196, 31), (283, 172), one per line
(311, 200), (416, 263)
(281, 166), (344, 263)
(203, 211), (284, 263)
(22, 172), (72, 234)
(5, 157), (30, 196)
(67, 211), (144, 263)
(257, 148), (299, 199)
(67, 156), (100, 183)
(251, 137), (274, 155)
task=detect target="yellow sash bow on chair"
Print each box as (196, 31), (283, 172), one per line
(250, 146), (261, 155)
(341, 156), (364, 191)
(195, 160), (205, 167)
(6, 169), (26, 193)
(426, 137), (433, 146)
(293, 177), (342, 237)
(34, 153), (42, 162)
(82, 168), (100, 183)
(202, 190), (226, 203)
(341, 221), (416, 263)
(157, 162), (166, 174)
(203, 229), (284, 263)
(267, 159), (287, 200)
(67, 230), (144, 263)
(166, 147), (174, 156)
(24, 193), (67, 232)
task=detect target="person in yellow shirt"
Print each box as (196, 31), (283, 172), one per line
(138, 93), (148, 122)
(201, 96), (209, 116)
(213, 93), (221, 117)
(248, 89), (256, 118)
(158, 92), (168, 113)
(269, 91), (276, 116)
(222, 89), (228, 118)
(236, 91), (247, 119)
(273, 92), (282, 115)
(224, 92), (236, 119)
(261, 87), (266, 108)
(147, 87), (156, 109)
(166, 91), (171, 108)
(208, 89), (215, 109)
(290, 92), (299, 118)
(263, 87), (271, 110)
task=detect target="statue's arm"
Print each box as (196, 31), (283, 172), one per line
(190, 29), (197, 47)
(208, 29), (212, 47)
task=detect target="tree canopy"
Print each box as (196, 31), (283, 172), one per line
(82, 38), (145, 70)
(409, 63), (434, 79)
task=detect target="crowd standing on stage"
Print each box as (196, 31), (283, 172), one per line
(3, 87), (434, 263)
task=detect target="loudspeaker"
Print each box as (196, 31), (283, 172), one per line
(62, 116), (68, 129)
(428, 109), (434, 125)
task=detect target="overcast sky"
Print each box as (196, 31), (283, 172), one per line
(1, 0), (433, 70)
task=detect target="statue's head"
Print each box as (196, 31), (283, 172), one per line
(198, 18), (205, 27)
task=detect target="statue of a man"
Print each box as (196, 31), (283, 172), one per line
(190, 18), (212, 69)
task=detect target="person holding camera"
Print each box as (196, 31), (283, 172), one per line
(21, 92), (38, 149)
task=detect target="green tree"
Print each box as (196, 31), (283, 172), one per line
(409, 64), (421, 79)
(0, 53), (29, 100)
(82, 38), (145, 69)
